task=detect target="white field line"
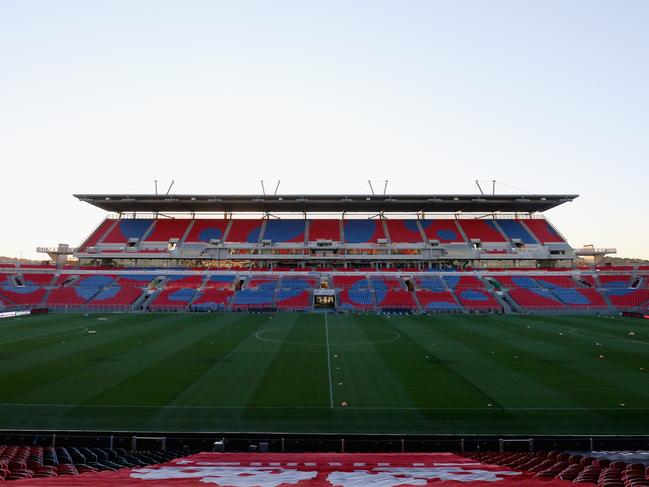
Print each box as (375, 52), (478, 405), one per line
(0, 403), (647, 411)
(324, 313), (334, 408)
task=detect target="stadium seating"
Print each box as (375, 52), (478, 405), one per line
(87, 286), (144, 309)
(225, 219), (263, 243)
(164, 275), (204, 288)
(19, 273), (56, 286)
(456, 219), (507, 242)
(143, 219), (192, 242)
(605, 288), (649, 309)
(419, 219), (466, 243)
(275, 289), (311, 310)
(551, 287), (608, 308)
(497, 219), (538, 244)
(455, 289), (502, 311)
(102, 219), (153, 244)
(204, 275), (236, 289)
(415, 290), (461, 311)
(191, 289), (234, 310)
(523, 219), (566, 243)
(443, 275), (486, 290)
(263, 219), (306, 243)
(308, 219), (341, 241)
(0, 286), (46, 307)
(376, 289), (417, 310)
(415, 275), (448, 291)
(598, 274), (632, 288)
(183, 219), (229, 243)
(384, 220), (424, 243)
(342, 219), (386, 244)
(0, 444), (190, 481)
(45, 286), (99, 306)
(338, 287), (375, 310)
(508, 287), (567, 310)
(79, 219), (115, 250)
(115, 275), (156, 287)
(148, 288), (197, 310)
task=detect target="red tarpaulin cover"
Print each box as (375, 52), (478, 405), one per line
(13, 452), (573, 486)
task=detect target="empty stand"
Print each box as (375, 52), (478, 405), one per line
(263, 219), (306, 243)
(144, 219), (192, 242)
(523, 219), (566, 243)
(384, 220), (424, 243)
(416, 290), (460, 310)
(226, 219), (263, 243)
(79, 219), (115, 250)
(497, 219), (538, 244)
(457, 219), (507, 242)
(183, 219), (229, 243)
(149, 288), (196, 310)
(191, 289), (233, 310)
(419, 220), (465, 243)
(308, 219), (341, 241)
(342, 220), (386, 244)
(102, 219), (153, 244)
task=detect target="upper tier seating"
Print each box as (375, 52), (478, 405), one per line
(419, 220), (465, 243)
(263, 219), (306, 243)
(497, 220), (538, 244)
(143, 219), (192, 242)
(79, 219), (115, 249)
(226, 219), (263, 243)
(308, 219), (341, 241)
(456, 219), (507, 242)
(523, 219), (566, 243)
(343, 220), (386, 244)
(183, 219), (229, 243)
(384, 220), (424, 243)
(102, 219), (153, 244)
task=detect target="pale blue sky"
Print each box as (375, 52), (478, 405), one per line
(1, 1), (647, 258)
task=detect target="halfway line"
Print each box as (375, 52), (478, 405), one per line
(324, 313), (334, 408)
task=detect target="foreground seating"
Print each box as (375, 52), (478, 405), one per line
(0, 444), (191, 481)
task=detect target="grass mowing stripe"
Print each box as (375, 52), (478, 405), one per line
(324, 313), (334, 408)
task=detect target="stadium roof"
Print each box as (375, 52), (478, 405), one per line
(74, 193), (578, 213)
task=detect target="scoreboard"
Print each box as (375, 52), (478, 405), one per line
(315, 294), (335, 308)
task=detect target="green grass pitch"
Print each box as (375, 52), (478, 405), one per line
(1, 312), (648, 435)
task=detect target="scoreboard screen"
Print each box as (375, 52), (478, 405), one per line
(315, 295), (336, 308)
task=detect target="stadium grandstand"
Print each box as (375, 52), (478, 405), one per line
(2, 192), (646, 315)
(2, 192), (649, 486)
